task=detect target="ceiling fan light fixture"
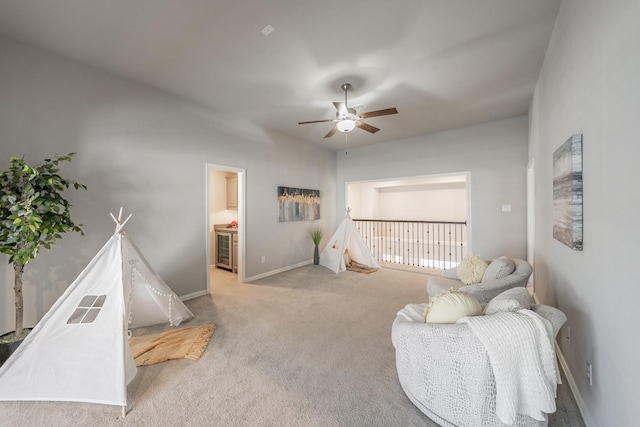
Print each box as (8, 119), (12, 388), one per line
(298, 82), (397, 138)
(336, 119), (356, 133)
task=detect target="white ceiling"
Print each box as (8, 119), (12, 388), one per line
(0, 0), (561, 151)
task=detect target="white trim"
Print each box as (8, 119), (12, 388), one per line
(244, 260), (312, 282)
(534, 292), (594, 427)
(179, 290), (208, 301)
(526, 159), (535, 291)
(555, 343), (595, 427)
(465, 171), (472, 253)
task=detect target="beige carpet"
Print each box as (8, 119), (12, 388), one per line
(0, 265), (584, 426)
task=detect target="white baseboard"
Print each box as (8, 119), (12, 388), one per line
(555, 344), (595, 427)
(244, 259), (313, 282)
(533, 293), (595, 427)
(180, 289), (208, 301)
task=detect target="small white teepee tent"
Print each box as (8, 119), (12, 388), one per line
(320, 210), (380, 274)
(0, 209), (193, 412)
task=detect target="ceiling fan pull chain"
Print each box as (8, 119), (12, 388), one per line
(345, 132), (348, 155)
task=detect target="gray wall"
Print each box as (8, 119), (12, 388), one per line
(0, 37), (337, 335)
(529, 0), (640, 425)
(337, 115), (529, 260)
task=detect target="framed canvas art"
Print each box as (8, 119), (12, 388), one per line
(278, 186), (320, 222)
(553, 134), (583, 250)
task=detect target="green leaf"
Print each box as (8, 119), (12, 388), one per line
(0, 152), (86, 269)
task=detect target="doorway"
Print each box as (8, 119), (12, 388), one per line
(346, 173), (469, 223)
(206, 164), (245, 292)
(346, 172), (471, 269)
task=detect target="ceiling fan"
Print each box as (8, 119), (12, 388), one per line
(298, 83), (398, 138)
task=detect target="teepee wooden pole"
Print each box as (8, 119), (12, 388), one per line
(120, 214), (132, 229)
(110, 209), (133, 235)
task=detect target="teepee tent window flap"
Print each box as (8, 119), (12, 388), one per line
(67, 295), (106, 324)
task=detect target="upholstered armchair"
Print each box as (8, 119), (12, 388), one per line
(427, 257), (532, 303)
(391, 298), (566, 427)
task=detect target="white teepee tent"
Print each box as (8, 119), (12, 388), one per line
(320, 210), (380, 274)
(0, 209), (193, 412)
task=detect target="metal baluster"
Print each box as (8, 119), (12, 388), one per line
(351, 219), (467, 270)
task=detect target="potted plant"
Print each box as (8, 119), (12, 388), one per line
(0, 153), (86, 357)
(310, 225), (323, 265)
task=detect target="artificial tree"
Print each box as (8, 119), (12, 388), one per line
(0, 153), (86, 339)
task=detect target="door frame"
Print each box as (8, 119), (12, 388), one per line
(526, 159), (535, 291)
(205, 163), (246, 291)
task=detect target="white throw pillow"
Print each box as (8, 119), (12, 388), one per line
(457, 254), (488, 285)
(482, 256), (516, 282)
(424, 289), (482, 323)
(484, 287), (531, 315)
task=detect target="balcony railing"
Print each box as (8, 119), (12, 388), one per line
(353, 219), (468, 270)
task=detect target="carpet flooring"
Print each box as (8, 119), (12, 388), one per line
(0, 265), (585, 426)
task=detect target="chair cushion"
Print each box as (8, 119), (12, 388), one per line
(457, 254), (488, 285)
(484, 287), (531, 315)
(442, 268), (458, 279)
(482, 256), (516, 282)
(424, 289), (482, 323)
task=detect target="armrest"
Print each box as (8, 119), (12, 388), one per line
(530, 304), (567, 339)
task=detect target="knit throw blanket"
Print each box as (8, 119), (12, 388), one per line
(458, 310), (560, 424)
(129, 323), (216, 366)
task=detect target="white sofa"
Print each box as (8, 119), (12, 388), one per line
(427, 257), (532, 303)
(392, 298), (566, 427)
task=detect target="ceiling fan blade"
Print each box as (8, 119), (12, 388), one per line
(358, 107), (398, 119)
(324, 126), (338, 138)
(333, 102), (348, 115)
(298, 119), (335, 125)
(356, 121), (380, 134)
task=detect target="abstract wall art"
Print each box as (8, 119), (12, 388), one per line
(277, 186), (320, 222)
(553, 134), (583, 250)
